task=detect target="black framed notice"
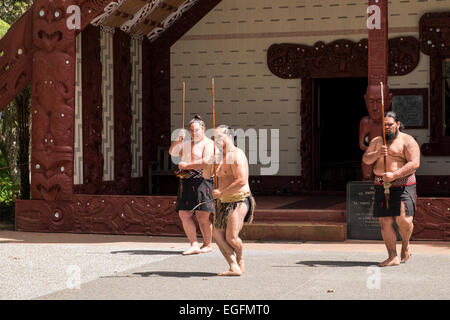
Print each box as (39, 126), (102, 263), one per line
(346, 181), (382, 240)
(390, 88), (428, 129)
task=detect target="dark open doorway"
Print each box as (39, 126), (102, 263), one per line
(314, 77), (368, 191)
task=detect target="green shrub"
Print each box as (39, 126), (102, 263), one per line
(0, 151), (16, 205)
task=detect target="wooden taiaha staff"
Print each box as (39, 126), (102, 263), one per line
(178, 82), (186, 192)
(179, 82), (186, 161)
(182, 82), (186, 132)
(212, 78), (218, 190)
(380, 82), (391, 209)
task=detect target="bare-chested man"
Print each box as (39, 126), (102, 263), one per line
(363, 111), (420, 267)
(203, 125), (255, 276)
(169, 114), (215, 255)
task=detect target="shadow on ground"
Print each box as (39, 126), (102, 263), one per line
(133, 271), (218, 278)
(295, 260), (379, 267)
(110, 250), (183, 255)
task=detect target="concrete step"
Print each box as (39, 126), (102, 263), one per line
(253, 209), (346, 223)
(241, 222), (347, 242)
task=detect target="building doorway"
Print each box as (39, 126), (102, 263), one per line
(314, 77), (368, 191)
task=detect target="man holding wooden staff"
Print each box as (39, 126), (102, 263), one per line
(362, 85), (421, 267)
(169, 112), (215, 255)
(203, 125), (255, 276)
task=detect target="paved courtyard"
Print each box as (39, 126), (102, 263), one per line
(0, 231), (448, 301)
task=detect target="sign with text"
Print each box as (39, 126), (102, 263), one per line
(346, 181), (382, 240)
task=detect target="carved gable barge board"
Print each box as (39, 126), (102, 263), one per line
(0, 1), (113, 111)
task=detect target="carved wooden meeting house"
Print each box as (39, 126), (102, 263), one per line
(0, 0), (448, 241)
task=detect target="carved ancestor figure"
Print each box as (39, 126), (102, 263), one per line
(359, 84), (392, 180)
(31, 0), (77, 200)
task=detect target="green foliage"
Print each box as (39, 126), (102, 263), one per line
(0, 150), (15, 205)
(0, 18), (9, 37)
(0, 1), (32, 26)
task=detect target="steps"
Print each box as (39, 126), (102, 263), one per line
(240, 208), (347, 242)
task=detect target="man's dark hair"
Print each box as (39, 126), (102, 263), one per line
(189, 114), (205, 128)
(385, 111), (405, 132)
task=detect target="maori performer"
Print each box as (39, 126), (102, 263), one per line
(203, 125), (255, 276)
(362, 111), (420, 267)
(169, 114), (215, 255)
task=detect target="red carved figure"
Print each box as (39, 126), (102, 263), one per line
(31, 0), (77, 200)
(360, 84), (392, 180)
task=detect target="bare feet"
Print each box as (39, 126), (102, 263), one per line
(378, 256), (400, 267)
(200, 244), (213, 253)
(218, 269), (242, 276)
(237, 258), (245, 273)
(401, 244), (412, 263)
(218, 263), (242, 276)
(182, 246), (201, 255)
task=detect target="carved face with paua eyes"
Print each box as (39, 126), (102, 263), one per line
(364, 84), (392, 122)
(33, 0), (76, 52)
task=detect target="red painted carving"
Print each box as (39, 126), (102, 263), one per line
(0, 0), (113, 111)
(31, 1), (79, 201)
(15, 195), (184, 235)
(77, 0), (115, 32)
(413, 198), (450, 240)
(419, 12), (450, 154)
(0, 10), (33, 111)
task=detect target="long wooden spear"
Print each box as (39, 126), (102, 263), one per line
(212, 78), (218, 189)
(182, 82), (185, 132)
(380, 82), (391, 209)
(178, 82), (186, 191)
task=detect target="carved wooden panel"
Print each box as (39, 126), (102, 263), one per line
(267, 37), (419, 80)
(419, 12), (450, 57)
(15, 195), (184, 235)
(368, 0), (388, 87)
(413, 198), (450, 240)
(0, 10), (33, 111)
(31, 1), (79, 201)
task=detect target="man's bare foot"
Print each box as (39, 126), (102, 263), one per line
(200, 244), (212, 253)
(218, 269), (242, 276)
(237, 258), (245, 273)
(401, 245), (411, 263)
(182, 246), (201, 255)
(378, 256), (400, 267)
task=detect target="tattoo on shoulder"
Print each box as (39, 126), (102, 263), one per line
(406, 138), (419, 152)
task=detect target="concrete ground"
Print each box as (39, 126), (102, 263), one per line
(0, 231), (448, 300)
